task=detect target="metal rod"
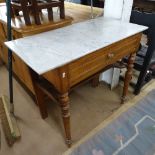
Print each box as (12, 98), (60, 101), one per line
(6, 0), (13, 104)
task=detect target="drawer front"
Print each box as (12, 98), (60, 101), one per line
(68, 34), (141, 87)
(68, 47), (109, 86)
(106, 36), (139, 66)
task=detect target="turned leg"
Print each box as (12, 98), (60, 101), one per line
(59, 93), (71, 147)
(121, 53), (136, 104)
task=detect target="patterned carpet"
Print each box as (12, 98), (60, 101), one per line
(65, 82), (155, 155)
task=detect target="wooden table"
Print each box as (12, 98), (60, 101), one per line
(5, 17), (147, 146)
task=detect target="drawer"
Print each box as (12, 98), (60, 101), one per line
(106, 36), (139, 65)
(68, 47), (109, 86)
(68, 34), (141, 87)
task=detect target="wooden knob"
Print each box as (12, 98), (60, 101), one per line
(107, 53), (114, 59)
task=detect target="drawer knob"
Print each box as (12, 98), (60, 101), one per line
(107, 53), (114, 59)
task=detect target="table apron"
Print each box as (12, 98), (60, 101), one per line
(43, 33), (142, 93)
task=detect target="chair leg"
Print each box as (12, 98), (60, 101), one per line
(46, 0), (53, 21)
(59, 0), (65, 19)
(10, 6), (15, 18)
(47, 8), (53, 21)
(30, 0), (41, 25)
(134, 68), (147, 95)
(14, 9), (20, 16)
(20, 0), (31, 25)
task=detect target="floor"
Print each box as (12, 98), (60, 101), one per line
(0, 65), (135, 155)
(64, 80), (155, 155)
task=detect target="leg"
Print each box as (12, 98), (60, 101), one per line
(30, 0), (41, 25)
(59, 0), (65, 19)
(10, 6), (15, 18)
(29, 69), (48, 119)
(59, 93), (72, 147)
(47, 8), (53, 21)
(91, 74), (100, 87)
(33, 83), (48, 119)
(14, 9), (20, 16)
(121, 53), (136, 104)
(134, 66), (148, 95)
(20, 0), (31, 25)
(46, 0), (53, 21)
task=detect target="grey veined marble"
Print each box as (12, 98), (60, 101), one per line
(5, 17), (147, 75)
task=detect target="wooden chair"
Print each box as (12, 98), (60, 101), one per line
(11, 0), (65, 25)
(130, 10), (155, 95)
(11, 0), (31, 25)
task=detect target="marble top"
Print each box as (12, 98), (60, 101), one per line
(5, 17), (147, 75)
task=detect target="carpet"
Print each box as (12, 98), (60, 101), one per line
(64, 82), (155, 155)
